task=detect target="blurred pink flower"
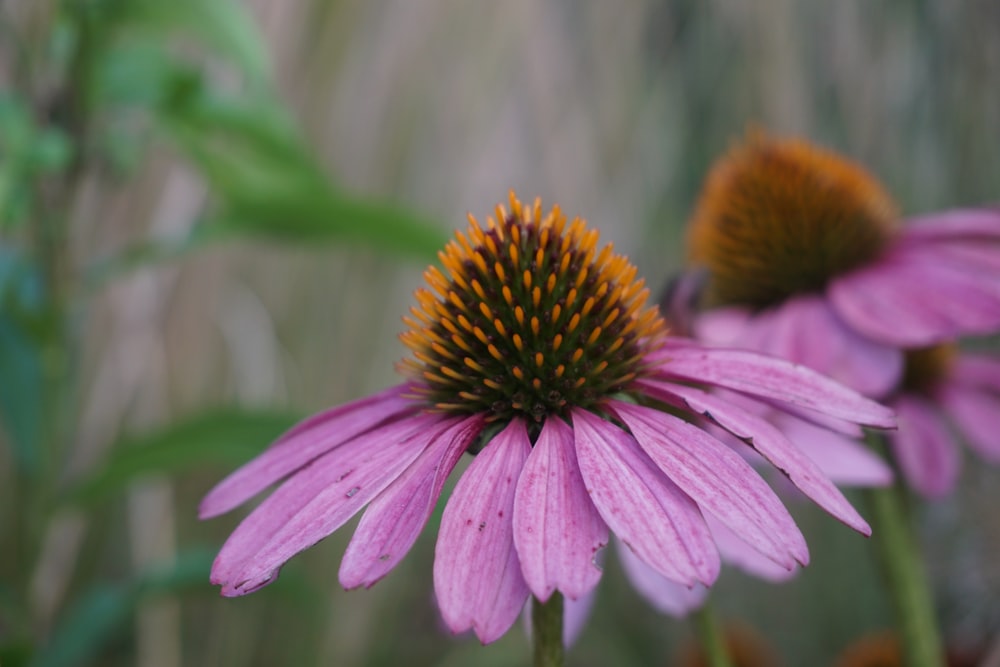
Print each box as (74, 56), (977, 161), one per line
(886, 350), (1000, 498)
(201, 193), (893, 644)
(687, 133), (1000, 496)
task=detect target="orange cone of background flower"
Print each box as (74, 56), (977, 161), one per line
(201, 192), (893, 644)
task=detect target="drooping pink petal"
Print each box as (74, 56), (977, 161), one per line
(939, 385), (1000, 462)
(200, 384), (417, 519)
(769, 413), (893, 487)
(830, 254), (1000, 347)
(211, 412), (449, 595)
(513, 417), (608, 602)
(434, 419), (531, 644)
(952, 354), (1000, 393)
(338, 414), (485, 589)
(707, 515), (798, 583)
(615, 538), (708, 617)
(743, 296), (903, 398)
(888, 396), (960, 499)
(899, 209), (1000, 242)
(640, 382), (870, 535)
(651, 343), (896, 428)
(609, 399), (808, 567)
(571, 409), (720, 587)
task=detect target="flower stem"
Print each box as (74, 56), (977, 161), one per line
(865, 437), (945, 667)
(692, 601), (734, 667)
(532, 593), (564, 667)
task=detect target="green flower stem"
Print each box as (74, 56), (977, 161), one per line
(865, 436), (945, 667)
(692, 601), (734, 667)
(532, 593), (564, 667)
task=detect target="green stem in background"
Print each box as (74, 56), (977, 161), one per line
(864, 435), (945, 667)
(531, 593), (564, 667)
(692, 601), (734, 667)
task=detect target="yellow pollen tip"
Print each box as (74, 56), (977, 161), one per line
(535, 352), (544, 367)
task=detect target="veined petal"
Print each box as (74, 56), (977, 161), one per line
(615, 538), (708, 617)
(609, 399), (808, 568)
(889, 396), (960, 499)
(770, 413), (893, 487)
(434, 419), (531, 644)
(513, 417), (608, 601)
(746, 296), (903, 398)
(830, 255), (1000, 346)
(899, 209), (1000, 241)
(339, 414), (485, 589)
(200, 384), (417, 519)
(211, 412), (448, 596)
(939, 385), (1000, 462)
(651, 343), (896, 428)
(708, 515), (798, 583)
(641, 383), (870, 535)
(571, 409), (720, 586)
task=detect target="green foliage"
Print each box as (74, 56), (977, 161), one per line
(0, 95), (73, 230)
(63, 409), (300, 509)
(28, 548), (216, 667)
(0, 247), (46, 474)
(82, 0), (445, 263)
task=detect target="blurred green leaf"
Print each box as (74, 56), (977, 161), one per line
(114, 0), (269, 85)
(161, 94), (447, 258)
(63, 409), (298, 509)
(0, 248), (45, 474)
(29, 548), (215, 667)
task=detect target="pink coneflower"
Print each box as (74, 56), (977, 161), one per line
(885, 347), (1000, 497)
(688, 132), (1000, 398)
(686, 132), (1000, 497)
(201, 192), (893, 644)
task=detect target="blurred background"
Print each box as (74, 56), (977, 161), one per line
(1, 0), (999, 665)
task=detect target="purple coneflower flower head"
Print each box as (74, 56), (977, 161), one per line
(685, 132), (1000, 497)
(885, 347), (1000, 497)
(201, 192), (893, 644)
(688, 132), (1000, 398)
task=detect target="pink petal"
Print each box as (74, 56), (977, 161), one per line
(338, 414), (485, 589)
(888, 395), (960, 499)
(571, 409), (720, 587)
(745, 296), (903, 398)
(708, 515), (799, 583)
(641, 382), (870, 535)
(652, 343), (896, 428)
(562, 584), (596, 646)
(952, 354), (1000, 393)
(615, 538), (708, 617)
(899, 209), (1000, 241)
(691, 307), (753, 345)
(939, 385), (1000, 462)
(830, 254), (1000, 346)
(433, 419), (531, 644)
(211, 412), (448, 595)
(769, 413), (893, 487)
(609, 399), (808, 567)
(513, 417), (608, 601)
(200, 384), (417, 519)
